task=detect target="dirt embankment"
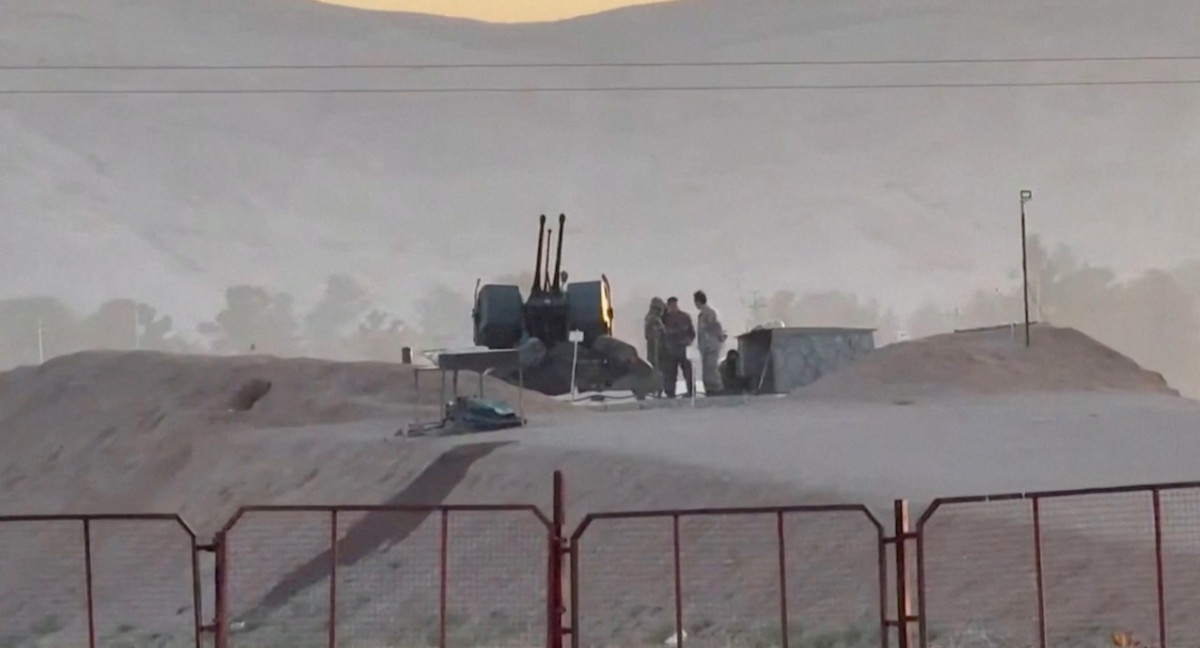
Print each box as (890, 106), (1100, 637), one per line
(800, 324), (1178, 400)
(1, 341), (1196, 648)
(0, 351), (573, 528)
(0, 350), (567, 430)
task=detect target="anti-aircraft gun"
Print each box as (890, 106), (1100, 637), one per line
(471, 214), (657, 398)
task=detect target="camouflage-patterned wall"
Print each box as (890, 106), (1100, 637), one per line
(739, 328), (875, 393)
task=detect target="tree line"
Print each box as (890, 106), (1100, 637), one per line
(0, 273), (472, 370)
(744, 236), (1200, 399)
(4, 241), (1199, 398)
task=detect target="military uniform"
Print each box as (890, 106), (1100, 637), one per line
(643, 298), (667, 397)
(661, 308), (696, 398)
(696, 303), (726, 394)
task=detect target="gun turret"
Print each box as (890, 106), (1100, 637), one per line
(544, 228), (553, 292)
(552, 213), (566, 294)
(531, 214), (546, 295)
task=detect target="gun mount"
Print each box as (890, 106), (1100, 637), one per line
(470, 214), (654, 398)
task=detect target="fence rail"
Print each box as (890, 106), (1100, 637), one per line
(7, 478), (1200, 648)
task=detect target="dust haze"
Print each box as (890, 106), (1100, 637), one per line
(4, 0), (1200, 394)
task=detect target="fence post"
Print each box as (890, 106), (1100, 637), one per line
(330, 510), (340, 648)
(894, 500), (914, 648)
(191, 536), (204, 648)
(776, 511), (790, 648)
(1152, 489), (1167, 648)
(83, 519), (97, 648)
(1032, 498), (1047, 648)
(214, 531), (229, 648)
(549, 471), (567, 648)
(672, 514), (684, 648)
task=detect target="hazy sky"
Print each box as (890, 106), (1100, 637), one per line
(315, 0), (676, 22)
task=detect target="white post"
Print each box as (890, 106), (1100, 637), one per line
(133, 304), (141, 350)
(568, 330), (584, 400)
(690, 358), (697, 408)
(37, 318), (44, 364)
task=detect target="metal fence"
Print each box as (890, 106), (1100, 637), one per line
(11, 478), (1200, 648)
(916, 482), (1200, 648)
(0, 514), (200, 648)
(216, 504), (553, 648)
(569, 506), (886, 648)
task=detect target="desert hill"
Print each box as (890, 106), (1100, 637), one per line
(3, 0), (1200, 325)
(799, 323), (1179, 401)
(2, 330), (1200, 648)
(0, 350), (570, 526)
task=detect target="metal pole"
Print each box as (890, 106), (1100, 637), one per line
(191, 533), (203, 648)
(214, 532), (229, 648)
(894, 500), (912, 648)
(37, 318), (44, 364)
(1032, 498), (1048, 648)
(439, 509), (449, 648)
(1020, 190), (1032, 347)
(550, 471), (566, 648)
(1153, 490), (1168, 648)
(83, 519), (97, 648)
(570, 340), (580, 399)
(672, 514), (684, 648)
(329, 510), (339, 648)
(690, 359), (696, 408)
(776, 512), (790, 648)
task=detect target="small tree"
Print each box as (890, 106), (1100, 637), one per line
(304, 273), (373, 358)
(199, 285), (300, 355)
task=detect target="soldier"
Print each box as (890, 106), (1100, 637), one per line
(661, 296), (696, 398)
(693, 290), (727, 395)
(643, 297), (667, 397)
(719, 349), (745, 395)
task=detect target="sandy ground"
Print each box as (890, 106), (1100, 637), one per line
(1, 326), (1198, 648)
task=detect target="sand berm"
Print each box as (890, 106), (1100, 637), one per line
(2, 324), (1200, 648)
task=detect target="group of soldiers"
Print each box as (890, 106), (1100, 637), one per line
(642, 290), (745, 398)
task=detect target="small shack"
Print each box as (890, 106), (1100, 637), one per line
(737, 326), (876, 394)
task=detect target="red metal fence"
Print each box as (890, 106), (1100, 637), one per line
(10, 478), (1200, 648)
(215, 504), (553, 648)
(916, 482), (1200, 648)
(0, 514), (200, 648)
(568, 506), (887, 648)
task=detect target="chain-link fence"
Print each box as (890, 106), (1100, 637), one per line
(13, 479), (1200, 648)
(917, 484), (1200, 648)
(570, 506), (886, 648)
(0, 514), (200, 648)
(218, 505), (551, 648)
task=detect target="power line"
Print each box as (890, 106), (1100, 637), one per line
(4, 54), (1200, 71)
(4, 78), (1200, 94)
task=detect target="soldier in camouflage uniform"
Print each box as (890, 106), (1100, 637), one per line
(693, 290), (727, 395)
(643, 297), (667, 397)
(661, 297), (696, 398)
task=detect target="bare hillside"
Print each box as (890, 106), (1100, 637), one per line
(2, 343), (1200, 648)
(799, 323), (1179, 400)
(0, 351), (571, 523)
(4, 0), (1200, 324)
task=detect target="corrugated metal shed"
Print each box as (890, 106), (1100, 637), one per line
(736, 326), (876, 393)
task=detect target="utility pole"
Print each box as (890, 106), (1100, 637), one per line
(1020, 190), (1033, 347)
